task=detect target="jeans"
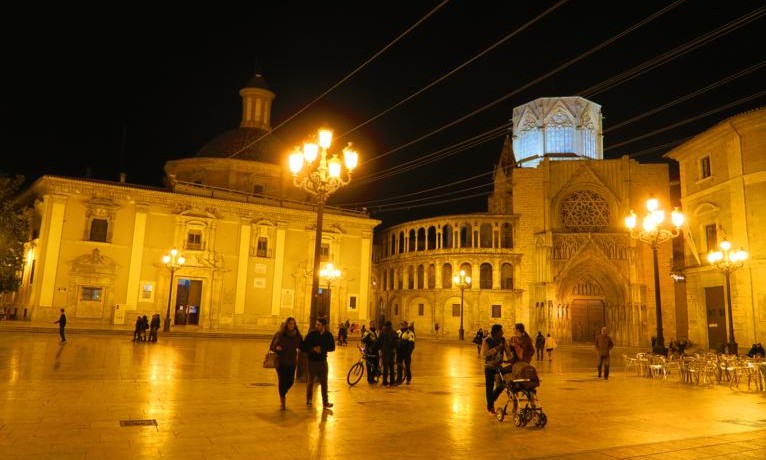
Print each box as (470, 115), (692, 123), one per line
(598, 354), (610, 378)
(277, 365), (296, 398)
(365, 354), (379, 383)
(536, 347), (543, 360)
(382, 354), (395, 385)
(484, 367), (503, 411)
(59, 326), (66, 342)
(396, 353), (412, 383)
(306, 360), (329, 404)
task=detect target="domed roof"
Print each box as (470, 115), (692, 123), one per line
(245, 73), (270, 90)
(196, 128), (287, 163)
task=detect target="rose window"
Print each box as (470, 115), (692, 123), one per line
(561, 190), (609, 232)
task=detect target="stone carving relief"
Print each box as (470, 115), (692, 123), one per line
(552, 234), (628, 260)
(560, 190), (609, 232)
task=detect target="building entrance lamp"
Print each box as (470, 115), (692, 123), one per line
(707, 239), (747, 355)
(289, 127), (358, 327)
(162, 248), (185, 333)
(625, 197), (684, 356)
(319, 262), (342, 324)
(452, 269), (471, 341)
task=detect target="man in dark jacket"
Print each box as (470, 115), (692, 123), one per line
(361, 320), (380, 384)
(300, 317), (336, 408)
(595, 326), (615, 380)
(396, 321), (415, 385)
(378, 321), (398, 387)
(54, 308), (67, 344)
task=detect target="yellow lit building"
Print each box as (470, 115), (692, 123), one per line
(665, 106), (766, 350)
(373, 97), (675, 347)
(12, 74), (380, 332)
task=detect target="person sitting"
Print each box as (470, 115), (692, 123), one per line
(747, 343), (765, 358)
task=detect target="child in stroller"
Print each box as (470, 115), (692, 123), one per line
(494, 361), (547, 427)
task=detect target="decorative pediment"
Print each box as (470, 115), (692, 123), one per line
(544, 101), (575, 127)
(70, 249), (117, 276)
(693, 202), (720, 216)
(84, 196), (119, 219)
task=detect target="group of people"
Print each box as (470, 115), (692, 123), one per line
(481, 322), (537, 415)
(747, 343), (765, 358)
(360, 320), (416, 387)
(474, 327), (558, 362)
(267, 317), (417, 411)
(269, 317), (336, 410)
(133, 314), (161, 343)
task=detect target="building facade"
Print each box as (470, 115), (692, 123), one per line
(665, 106), (766, 350)
(10, 75), (380, 331)
(373, 97), (675, 346)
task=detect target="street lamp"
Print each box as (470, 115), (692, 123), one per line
(289, 127), (358, 326)
(452, 269), (471, 341)
(625, 197), (684, 356)
(162, 248), (185, 333)
(320, 262), (342, 325)
(707, 239), (748, 355)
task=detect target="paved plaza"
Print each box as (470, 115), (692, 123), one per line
(1, 323), (765, 460)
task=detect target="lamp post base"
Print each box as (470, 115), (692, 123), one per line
(727, 341), (738, 356)
(651, 344), (667, 356)
(459, 328), (464, 341)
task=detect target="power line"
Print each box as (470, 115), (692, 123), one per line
(226, 0), (451, 160)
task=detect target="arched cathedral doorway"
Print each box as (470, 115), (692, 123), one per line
(571, 298), (605, 342)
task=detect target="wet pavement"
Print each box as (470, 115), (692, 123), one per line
(1, 324), (765, 460)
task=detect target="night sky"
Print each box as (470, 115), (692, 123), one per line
(3, 1), (765, 227)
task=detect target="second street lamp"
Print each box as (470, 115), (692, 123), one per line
(625, 197), (684, 356)
(453, 270), (471, 341)
(319, 262), (341, 326)
(707, 239), (748, 355)
(162, 248), (185, 333)
(289, 127), (358, 327)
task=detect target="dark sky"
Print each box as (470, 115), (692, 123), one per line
(3, 1), (765, 228)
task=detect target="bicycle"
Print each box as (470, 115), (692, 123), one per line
(347, 346), (381, 386)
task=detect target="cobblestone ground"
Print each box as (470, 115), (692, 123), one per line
(1, 329), (765, 459)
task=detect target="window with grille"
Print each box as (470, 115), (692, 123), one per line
(187, 231), (202, 250)
(561, 190), (609, 232)
(320, 244), (330, 261)
(256, 237), (268, 257)
(452, 304), (460, 317)
(418, 303), (424, 316)
(491, 304), (502, 318)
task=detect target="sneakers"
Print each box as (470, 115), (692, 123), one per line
(306, 400), (312, 407)
(280, 397), (286, 410)
(488, 408), (496, 415)
(323, 402), (334, 409)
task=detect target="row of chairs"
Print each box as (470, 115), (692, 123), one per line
(623, 352), (766, 390)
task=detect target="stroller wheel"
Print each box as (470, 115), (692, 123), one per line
(512, 413), (524, 427)
(534, 412), (548, 427)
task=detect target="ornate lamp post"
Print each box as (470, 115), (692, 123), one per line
(707, 239), (747, 355)
(319, 262), (342, 326)
(162, 248), (185, 333)
(625, 197), (684, 356)
(289, 127), (358, 327)
(452, 269), (471, 341)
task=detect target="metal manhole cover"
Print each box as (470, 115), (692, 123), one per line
(250, 383), (276, 387)
(120, 419), (157, 427)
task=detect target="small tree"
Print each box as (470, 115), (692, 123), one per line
(0, 175), (30, 294)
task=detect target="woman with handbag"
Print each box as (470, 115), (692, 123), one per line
(270, 317), (303, 410)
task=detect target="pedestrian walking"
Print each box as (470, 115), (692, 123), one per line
(270, 317), (303, 410)
(595, 326), (614, 380)
(299, 317), (336, 409)
(534, 331), (545, 361)
(481, 324), (511, 415)
(473, 328), (485, 355)
(545, 333), (557, 361)
(54, 308), (67, 344)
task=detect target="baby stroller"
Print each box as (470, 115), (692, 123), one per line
(494, 361), (547, 428)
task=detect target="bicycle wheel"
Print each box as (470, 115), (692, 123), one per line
(347, 362), (365, 386)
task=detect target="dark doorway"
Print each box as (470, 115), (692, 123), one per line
(705, 286), (726, 351)
(317, 287), (331, 325)
(175, 279), (202, 326)
(571, 300), (605, 342)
